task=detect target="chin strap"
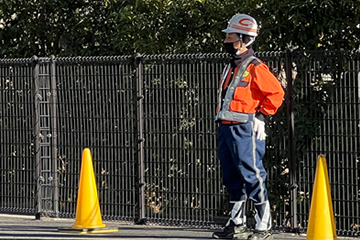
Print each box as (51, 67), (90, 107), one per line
(245, 37), (255, 47)
(236, 34), (255, 55)
(236, 34), (244, 55)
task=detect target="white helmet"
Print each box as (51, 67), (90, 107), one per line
(222, 14), (258, 37)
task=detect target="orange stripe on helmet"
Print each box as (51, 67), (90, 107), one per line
(231, 24), (257, 33)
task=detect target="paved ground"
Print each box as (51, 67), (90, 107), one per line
(0, 214), (352, 240)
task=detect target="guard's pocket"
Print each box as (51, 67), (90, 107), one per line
(233, 86), (251, 102)
(231, 87), (258, 113)
(239, 122), (250, 133)
(231, 122), (252, 138)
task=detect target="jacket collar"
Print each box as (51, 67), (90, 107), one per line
(230, 48), (254, 68)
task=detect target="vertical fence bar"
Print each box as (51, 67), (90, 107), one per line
(49, 55), (59, 217)
(135, 54), (146, 223)
(285, 50), (297, 230)
(358, 72), (360, 100)
(33, 56), (41, 219)
(38, 58), (54, 217)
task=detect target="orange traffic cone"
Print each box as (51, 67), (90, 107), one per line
(59, 148), (118, 234)
(306, 155), (337, 240)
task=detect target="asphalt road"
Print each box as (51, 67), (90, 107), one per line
(0, 214), (351, 240)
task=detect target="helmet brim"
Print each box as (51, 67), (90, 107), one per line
(222, 27), (257, 36)
(222, 28), (234, 33)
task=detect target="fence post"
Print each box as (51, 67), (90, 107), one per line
(49, 55), (59, 217)
(33, 56), (42, 219)
(134, 54), (146, 224)
(285, 50), (298, 231)
(33, 56), (59, 219)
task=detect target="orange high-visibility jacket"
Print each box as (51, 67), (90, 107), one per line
(215, 56), (284, 123)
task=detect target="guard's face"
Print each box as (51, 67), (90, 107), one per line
(224, 33), (239, 43)
(224, 33), (241, 49)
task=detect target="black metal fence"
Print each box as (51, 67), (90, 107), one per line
(0, 51), (359, 237)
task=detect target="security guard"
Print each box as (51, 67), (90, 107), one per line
(213, 14), (285, 240)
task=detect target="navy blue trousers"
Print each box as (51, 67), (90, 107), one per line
(217, 122), (268, 203)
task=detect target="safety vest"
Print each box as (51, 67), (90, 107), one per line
(215, 56), (257, 123)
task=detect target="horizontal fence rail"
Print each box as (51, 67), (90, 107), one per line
(0, 51), (359, 237)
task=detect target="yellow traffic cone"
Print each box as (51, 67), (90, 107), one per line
(72, 148), (106, 229)
(306, 155), (337, 240)
(59, 148), (118, 234)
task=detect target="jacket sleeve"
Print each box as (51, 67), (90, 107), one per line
(251, 63), (285, 116)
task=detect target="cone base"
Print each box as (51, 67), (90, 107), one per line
(71, 223), (106, 229)
(306, 235), (337, 240)
(58, 227), (118, 234)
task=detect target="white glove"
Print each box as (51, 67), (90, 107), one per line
(253, 117), (266, 141)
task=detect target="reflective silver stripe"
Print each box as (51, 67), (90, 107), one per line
(251, 121), (265, 203)
(231, 200), (246, 226)
(216, 64), (231, 117)
(254, 201), (271, 230)
(216, 110), (251, 122)
(215, 56), (257, 122)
